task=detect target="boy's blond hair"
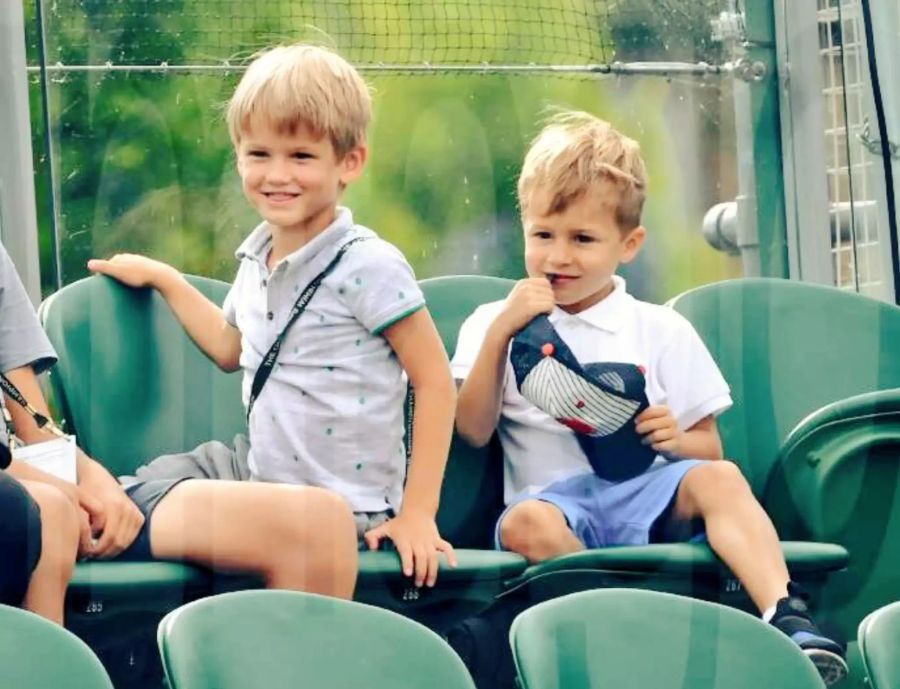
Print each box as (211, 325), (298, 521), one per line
(518, 111), (647, 232)
(226, 44), (371, 159)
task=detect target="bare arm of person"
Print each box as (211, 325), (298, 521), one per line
(2, 365), (143, 557)
(363, 308), (458, 587)
(635, 408), (724, 461)
(456, 278), (555, 447)
(88, 254), (242, 371)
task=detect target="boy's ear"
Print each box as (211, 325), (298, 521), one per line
(339, 144), (368, 185)
(620, 225), (646, 264)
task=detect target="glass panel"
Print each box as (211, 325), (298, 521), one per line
(817, 0), (895, 301)
(26, 0), (740, 304)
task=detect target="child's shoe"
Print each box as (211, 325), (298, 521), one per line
(769, 583), (848, 686)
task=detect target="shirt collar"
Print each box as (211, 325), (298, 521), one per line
(548, 275), (630, 332)
(234, 207), (356, 270)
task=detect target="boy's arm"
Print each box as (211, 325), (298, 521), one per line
(363, 308), (458, 587)
(635, 408), (724, 461)
(88, 255), (242, 372)
(456, 278), (556, 447)
(3, 365), (144, 557)
(455, 321), (512, 447)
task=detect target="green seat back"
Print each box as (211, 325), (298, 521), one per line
(669, 278), (900, 495)
(421, 275), (514, 548)
(510, 588), (824, 689)
(858, 601), (900, 689)
(157, 590), (476, 689)
(0, 604), (114, 689)
(39, 275), (246, 476)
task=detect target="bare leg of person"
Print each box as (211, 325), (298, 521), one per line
(499, 499), (583, 564)
(19, 481), (80, 624)
(150, 481), (358, 598)
(673, 461), (789, 611)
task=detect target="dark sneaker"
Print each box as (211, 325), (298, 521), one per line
(769, 584), (848, 686)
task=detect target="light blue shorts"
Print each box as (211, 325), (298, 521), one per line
(495, 459), (709, 550)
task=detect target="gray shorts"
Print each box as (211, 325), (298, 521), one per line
(117, 435), (393, 561)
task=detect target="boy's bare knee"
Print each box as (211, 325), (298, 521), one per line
(681, 461), (752, 513)
(500, 500), (560, 552)
(26, 482), (80, 556)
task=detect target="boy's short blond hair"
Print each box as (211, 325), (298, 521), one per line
(518, 111), (647, 231)
(227, 44), (371, 159)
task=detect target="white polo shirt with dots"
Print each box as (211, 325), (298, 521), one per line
(223, 207), (424, 512)
(451, 276), (733, 504)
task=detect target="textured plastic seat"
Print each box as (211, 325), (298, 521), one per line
(158, 590), (476, 689)
(671, 278), (900, 641)
(0, 603), (114, 689)
(858, 600), (900, 689)
(510, 588), (825, 689)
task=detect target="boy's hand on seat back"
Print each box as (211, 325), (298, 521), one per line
(87, 254), (179, 291)
(364, 510), (457, 588)
(635, 405), (683, 455)
(492, 278), (556, 340)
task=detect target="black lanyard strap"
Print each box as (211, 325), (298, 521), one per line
(0, 372), (66, 443)
(247, 236), (368, 421)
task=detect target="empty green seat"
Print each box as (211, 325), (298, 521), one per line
(157, 590), (476, 689)
(39, 274), (525, 636)
(510, 588), (825, 689)
(0, 604), (114, 689)
(858, 600), (900, 689)
(670, 279), (900, 642)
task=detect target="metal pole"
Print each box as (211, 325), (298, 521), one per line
(0, 0), (42, 303)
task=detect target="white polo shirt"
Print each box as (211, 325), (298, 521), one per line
(451, 276), (732, 503)
(223, 207), (424, 512)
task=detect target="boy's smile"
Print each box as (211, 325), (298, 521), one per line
(523, 186), (645, 314)
(236, 119), (366, 251)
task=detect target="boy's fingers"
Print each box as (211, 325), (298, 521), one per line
(396, 541), (414, 577)
(438, 540), (458, 567)
(363, 530), (382, 551)
(412, 544), (428, 587)
(78, 509), (94, 556)
(426, 547), (440, 587)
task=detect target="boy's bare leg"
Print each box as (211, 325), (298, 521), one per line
(19, 481), (80, 624)
(149, 481), (358, 598)
(672, 461), (789, 611)
(499, 499), (584, 563)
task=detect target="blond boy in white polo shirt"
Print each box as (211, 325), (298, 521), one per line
(88, 44), (457, 597)
(451, 111), (846, 684)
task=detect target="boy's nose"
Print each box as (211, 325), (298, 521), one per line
(266, 157), (291, 182)
(547, 243), (572, 266)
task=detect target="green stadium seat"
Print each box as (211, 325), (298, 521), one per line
(38, 274), (525, 637)
(510, 588), (826, 689)
(157, 590), (476, 689)
(858, 601), (900, 689)
(670, 279), (900, 643)
(0, 603), (114, 689)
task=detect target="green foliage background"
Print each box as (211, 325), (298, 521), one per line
(25, 0), (740, 303)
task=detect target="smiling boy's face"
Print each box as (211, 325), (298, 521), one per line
(235, 118), (366, 239)
(523, 184), (645, 314)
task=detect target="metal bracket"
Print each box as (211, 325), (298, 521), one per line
(732, 56), (768, 82)
(858, 117), (900, 160)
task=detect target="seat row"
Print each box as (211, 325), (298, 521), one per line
(37, 274), (900, 686)
(5, 590), (900, 689)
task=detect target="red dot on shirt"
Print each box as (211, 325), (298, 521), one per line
(541, 343), (555, 356)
